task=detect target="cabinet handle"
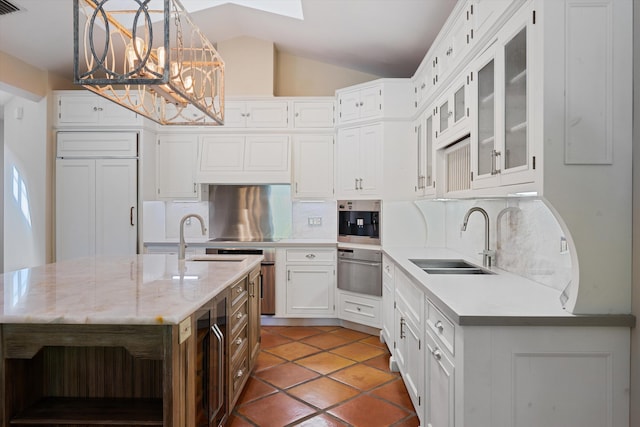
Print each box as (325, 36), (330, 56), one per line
(435, 320), (444, 333)
(305, 253), (316, 259)
(287, 270), (291, 281)
(432, 348), (442, 361)
(193, 183), (197, 194)
(400, 317), (406, 339)
(130, 206), (135, 226)
(491, 150), (502, 175)
(354, 178), (359, 190)
(236, 338), (243, 346)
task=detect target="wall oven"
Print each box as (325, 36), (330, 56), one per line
(337, 200), (381, 245)
(338, 248), (382, 296)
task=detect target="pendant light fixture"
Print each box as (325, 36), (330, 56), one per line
(73, 0), (225, 125)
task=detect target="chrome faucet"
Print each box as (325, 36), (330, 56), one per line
(179, 214), (207, 261)
(461, 207), (495, 268)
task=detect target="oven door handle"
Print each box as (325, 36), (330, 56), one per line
(339, 258), (381, 268)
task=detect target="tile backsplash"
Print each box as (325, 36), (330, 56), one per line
(415, 198), (572, 291)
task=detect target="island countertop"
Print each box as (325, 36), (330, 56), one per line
(0, 254), (263, 326)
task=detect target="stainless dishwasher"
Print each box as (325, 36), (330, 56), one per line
(337, 248), (382, 296)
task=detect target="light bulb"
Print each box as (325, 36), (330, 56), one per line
(156, 46), (166, 73)
(126, 37), (146, 70)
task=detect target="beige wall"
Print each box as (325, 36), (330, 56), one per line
(275, 51), (380, 96)
(217, 36), (275, 96)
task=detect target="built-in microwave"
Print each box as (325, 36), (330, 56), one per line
(337, 200), (381, 245)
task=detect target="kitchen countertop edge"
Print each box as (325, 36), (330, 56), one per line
(383, 247), (636, 328)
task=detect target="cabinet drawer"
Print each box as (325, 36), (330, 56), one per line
(231, 355), (250, 399)
(230, 277), (248, 308)
(426, 299), (455, 355)
(338, 291), (381, 328)
(286, 249), (334, 263)
(230, 325), (248, 365)
(230, 300), (248, 336)
(382, 256), (395, 282)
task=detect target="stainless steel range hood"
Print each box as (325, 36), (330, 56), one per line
(208, 185), (292, 241)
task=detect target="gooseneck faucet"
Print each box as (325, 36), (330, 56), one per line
(461, 207), (495, 268)
(179, 214), (207, 261)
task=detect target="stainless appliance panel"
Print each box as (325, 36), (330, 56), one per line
(337, 200), (381, 245)
(205, 247), (276, 315)
(208, 185), (291, 241)
(337, 248), (382, 296)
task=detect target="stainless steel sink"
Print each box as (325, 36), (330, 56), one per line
(410, 259), (495, 275)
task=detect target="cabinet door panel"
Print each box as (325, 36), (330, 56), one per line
(339, 90), (361, 122)
(56, 159), (96, 261)
(293, 135), (334, 198)
(293, 102), (334, 128)
(244, 137), (289, 171)
(95, 159), (137, 256)
(359, 86), (382, 119)
(426, 332), (454, 427)
(286, 265), (334, 315)
(56, 95), (99, 124)
(336, 128), (361, 195)
(199, 136), (245, 172)
(157, 135), (198, 198)
(503, 26), (528, 171)
(246, 102), (288, 128)
(223, 102), (247, 127)
(358, 124), (382, 194)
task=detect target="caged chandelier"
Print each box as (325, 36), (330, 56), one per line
(74, 0), (225, 125)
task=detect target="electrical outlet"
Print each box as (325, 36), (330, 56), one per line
(308, 216), (322, 226)
(560, 236), (568, 253)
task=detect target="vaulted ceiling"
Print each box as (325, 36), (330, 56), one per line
(0, 0), (456, 80)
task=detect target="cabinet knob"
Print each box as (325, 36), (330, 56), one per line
(435, 320), (444, 332)
(305, 253), (316, 259)
(356, 307), (361, 312)
(237, 287), (242, 293)
(236, 312), (243, 319)
(236, 369), (244, 378)
(295, 112), (299, 117)
(236, 338), (243, 345)
(432, 348), (442, 361)
(359, 102), (364, 106)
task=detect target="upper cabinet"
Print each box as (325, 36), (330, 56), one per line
(197, 135), (290, 184)
(54, 91), (142, 127)
(223, 100), (289, 128)
(156, 134), (200, 200)
(336, 79), (413, 125)
(470, 7), (534, 190)
(292, 135), (334, 199)
(292, 101), (335, 128)
(434, 70), (471, 148)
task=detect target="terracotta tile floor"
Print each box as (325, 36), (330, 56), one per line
(230, 325), (419, 427)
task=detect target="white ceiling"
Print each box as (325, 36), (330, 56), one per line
(0, 0), (456, 80)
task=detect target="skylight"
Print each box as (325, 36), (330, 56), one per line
(182, 0), (304, 20)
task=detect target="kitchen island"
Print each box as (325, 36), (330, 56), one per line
(0, 254), (263, 426)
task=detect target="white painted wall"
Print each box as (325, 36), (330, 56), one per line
(0, 118), (4, 272)
(3, 96), (47, 271)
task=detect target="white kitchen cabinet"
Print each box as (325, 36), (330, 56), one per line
(425, 330), (455, 427)
(276, 248), (336, 317)
(54, 91), (141, 127)
(432, 9), (471, 91)
(381, 256), (395, 346)
(336, 79), (413, 125)
(413, 64), (432, 111)
(414, 110), (436, 197)
(468, 0), (512, 45)
(224, 100), (289, 128)
(197, 135), (290, 184)
(292, 135), (334, 199)
(337, 290), (381, 328)
(56, 132), (137, 261)
(470, 6), (535, 190)
(292, 101), (335, 128)
(434, 71), (471, 148)
(156, 134), (200, 200)
(336, 124), (382, 197)
(393, 269), (424, 414)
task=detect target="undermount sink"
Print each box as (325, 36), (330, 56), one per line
(410, 259), (495, 275)
(187, 255), (246, 262)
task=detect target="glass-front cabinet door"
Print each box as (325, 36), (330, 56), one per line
(471, 5), (535, 190)
(414, 111), (436, 197)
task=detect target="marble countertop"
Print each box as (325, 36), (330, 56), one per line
(143, 238), (338, 247)
(384, 246), (635, 327)
(0, 254), (263, 326)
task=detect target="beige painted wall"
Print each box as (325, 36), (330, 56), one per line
(217, 36), (275, 96)
(275, 51), (380, 96)
(630, 1), (639, 424)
